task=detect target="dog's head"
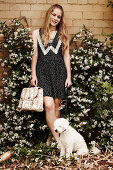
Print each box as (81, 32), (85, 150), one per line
(54, 118), (69, 134)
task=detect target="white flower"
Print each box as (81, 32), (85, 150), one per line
(27, 27), (31, 31)
(98, 53), (102, 58)
(35, 158), (39, 162)
(29, 124), (34, 128)
(96, 43), (100, 47)
(41, 125), (47, 130)
(87, 41), (91, 45)
(91, 84), (95, 88)
(4, 44), (8, 48)
(0, 124), (3, 131)
(84, 66), (90, 70)
(104, 75), (109, 80)
(1, 63), (5, 67)
(83, 109), (90, 114)
(76, 34), (81, 38)
(79, 75), (85, 80)
(90, 59), (93, 64)
(89, 32), (93, 36)
(84, 59), (88, 65)
(0, 33), (4, 36)
(94, 63), (97, 66)
(14, 31), (18, 38)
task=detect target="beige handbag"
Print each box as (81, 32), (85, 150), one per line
(18, 86), (43, 112)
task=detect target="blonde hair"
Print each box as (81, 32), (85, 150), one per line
(41, 4), (69, 54)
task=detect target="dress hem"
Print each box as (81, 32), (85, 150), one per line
(43, 95), (65, 99)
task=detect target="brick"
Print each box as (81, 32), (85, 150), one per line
(37, 0), (47, 3)
(98, 0), (107, 5)
(15, 0), (25, 3)
(31, 27), (40, 32)
(68, 26), (81, 34)
(104, 12), (113, 20)
(46, 0), (58, 3)
(65, 11), (82, 19)
(0, 81), (2, 88)
(0, 73), (2, 80)
(67, 0), (77, 4)
(26, 19), (32, 27)
(92, 5), (110, 12)
(64, 19), (72, 26)
(31, 4), (50, 11)
(94, 34), (106, 42)
(57, 0), (68, 3)
(10, 4), (30, 10)
(0, 66), (4, 73)
(90, 27), (102, 35)
(0, 0), (5, 2)
(83, 12), (103, 19)
(26, 0), (36, 3)
(61, 4), (74, 11)
(32, 18), (44, 27)
(0, 11), (20, 18)
(21, 11), (42, 19)
(94, 20), (113, 28)
(5, 0), (15, 3)
(78, 0), (87, 4)
(0, 54), (3, 58)
(63, 4), (93, 12)
(103, 28), (113, 34)
(41, 11), (46, 18)
(0, 3), (9, 10)
(72, 5), (93, 11)
(73, 19), (94, 27)
(88, 0), (98, 4)
(22, 18), (31, 27)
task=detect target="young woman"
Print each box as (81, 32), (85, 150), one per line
(31, 4), (72, 146)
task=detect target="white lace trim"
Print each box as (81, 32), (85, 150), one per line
(37, 29), (61, 55)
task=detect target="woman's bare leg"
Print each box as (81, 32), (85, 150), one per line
(44, 96), (59, 142)
(54, 98), (61, 118)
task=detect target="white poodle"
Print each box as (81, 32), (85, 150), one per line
(54, 118), (89, 158)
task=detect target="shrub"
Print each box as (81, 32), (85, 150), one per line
(68, 26), (113, 150)
(0, 19), (48, 157)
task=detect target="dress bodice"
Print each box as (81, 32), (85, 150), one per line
(37, 28), (63, 62)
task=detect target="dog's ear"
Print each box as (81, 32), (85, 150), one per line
(63, 119), (69, 130)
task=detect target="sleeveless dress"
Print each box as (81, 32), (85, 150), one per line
(36, 28), (67, 99)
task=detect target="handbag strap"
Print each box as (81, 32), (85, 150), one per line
(65, 86), (71, 121)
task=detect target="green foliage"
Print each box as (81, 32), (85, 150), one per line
(69, 25), (113, 150)
(107, 0), (113, 8)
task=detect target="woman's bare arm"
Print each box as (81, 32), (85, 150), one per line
(31, 30), (38, 86)
(63, 40), (72, 87)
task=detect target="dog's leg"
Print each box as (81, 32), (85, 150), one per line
(77, 149), (89, 156)
(60, 144), (65, 157)
(65, 146), (73, 158)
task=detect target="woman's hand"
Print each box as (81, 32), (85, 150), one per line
(30, 75), (38, 87)
(65, 77), (72, 88)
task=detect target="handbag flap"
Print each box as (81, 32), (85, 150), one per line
(21, 87), (39, 100)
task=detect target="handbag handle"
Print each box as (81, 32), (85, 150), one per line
(29, 85), (42, 89)
(65, 86), (71, 119)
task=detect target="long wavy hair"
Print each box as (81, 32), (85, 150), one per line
(41, 4), (69, 55)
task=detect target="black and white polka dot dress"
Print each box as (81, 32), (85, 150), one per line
(36, 28), (67, 99)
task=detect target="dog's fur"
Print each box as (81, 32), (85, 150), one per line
(54, 118), (89, 158)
